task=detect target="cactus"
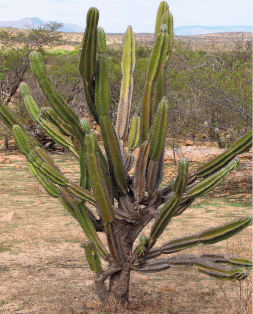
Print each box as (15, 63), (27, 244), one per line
(0, 1), (252, 307)
(204, 121), (228, 149)
(116, 26), (135, 143)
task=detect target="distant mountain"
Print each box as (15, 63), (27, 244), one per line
(0, 18), (252, 35)
(0, 17), (85, 33)
(174, 25), (252, 36)
(0, 17), (44, 29)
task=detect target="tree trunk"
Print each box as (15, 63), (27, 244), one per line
(109, 264), (131, 305)
(94, 262), (131, 306)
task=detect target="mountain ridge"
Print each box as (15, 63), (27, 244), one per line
(0, 17), (252, 35)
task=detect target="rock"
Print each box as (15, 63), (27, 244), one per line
(185, 139), (194, 146)
(245, 194), (252, 199)
(158, 285), (176, 293)
(0, 212), (19, 222)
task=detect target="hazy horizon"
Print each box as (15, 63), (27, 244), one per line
(0, 0), (252, 33)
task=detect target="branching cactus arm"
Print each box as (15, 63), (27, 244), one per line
(116, 26), (135, 142)
(79, 7), (99, 124)
(95, 27), (128, 194)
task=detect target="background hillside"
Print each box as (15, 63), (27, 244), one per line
(0, 26), (251, 52)
(0, 17), (251, 35)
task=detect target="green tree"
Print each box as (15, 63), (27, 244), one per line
(0, 22), (63, 106)
(166, 37), (252, 139)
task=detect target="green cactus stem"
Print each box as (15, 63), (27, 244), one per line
(140, 24), (169, 144)
(79, 7), (99, 124)
(128, 116), (140, 151)
(149, 97), (168, 161)
(188, 157), (240, 198)
(150, 158), (189, 243)
(195, 130), (252, 177)
(74, 201), (109, 260)
(155, 1), (169, 37)
(84, 241), (102, 274)
(40, 107), (74, 137)
(116, 26), (135, 141)
(85, 133), (115, 223)
(30, 51), (85, 144)
(133, 141), (150, 201)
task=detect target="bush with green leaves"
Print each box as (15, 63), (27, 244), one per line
(0, 1), (252, 306)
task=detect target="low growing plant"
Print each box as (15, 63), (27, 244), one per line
(0, 1), (252, 307)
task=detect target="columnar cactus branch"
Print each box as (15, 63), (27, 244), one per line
(195, 130), (252, 177)
(95, 29), (128, 194)
(116, 26), (135, 141)
(140, 24), (169, 143)
(30, 52), (85, 144)
(79, 7), (100, 124)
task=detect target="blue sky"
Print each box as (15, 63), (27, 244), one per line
(0, 0), (252, 32)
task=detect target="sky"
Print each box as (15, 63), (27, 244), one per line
(0, 0), (252, 32)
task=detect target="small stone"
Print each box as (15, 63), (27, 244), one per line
(230, 199), (236, 203)
(0, 212), (19, 222)
(185, 139), (194, 146)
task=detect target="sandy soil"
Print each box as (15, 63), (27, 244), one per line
(0, 151), (252, 313)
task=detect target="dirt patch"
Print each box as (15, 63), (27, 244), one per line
(0, 152), (252, 313)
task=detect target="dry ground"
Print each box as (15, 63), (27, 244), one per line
(0, 150), (252, 314)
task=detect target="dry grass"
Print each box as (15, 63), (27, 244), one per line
(0, 151), (252, 313)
